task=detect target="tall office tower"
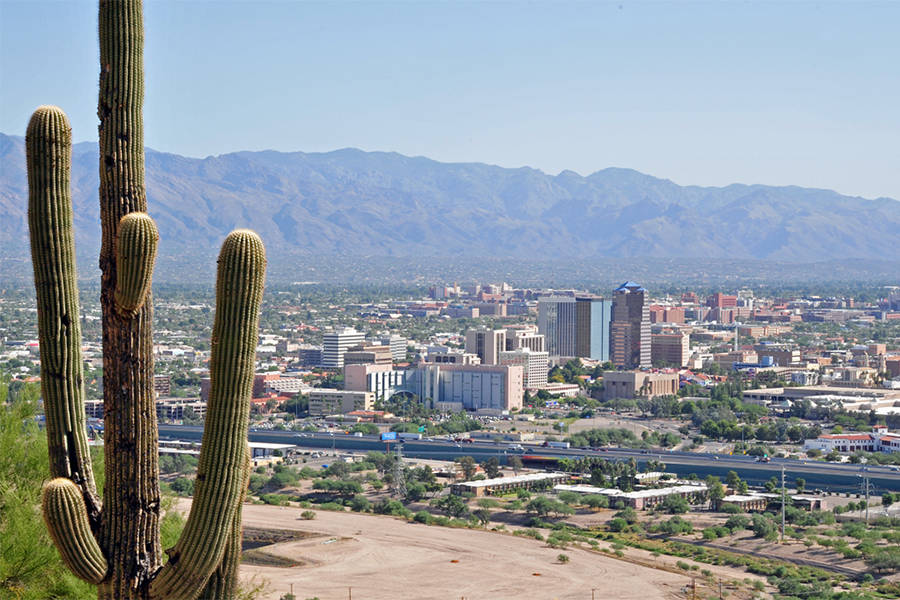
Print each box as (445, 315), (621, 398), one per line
(465, 327), (507, 365)
(537, 297), (577, 358)
(575, 295), (613, 361)
(610, 282), (651, 368)
(322, 327), (365, 368)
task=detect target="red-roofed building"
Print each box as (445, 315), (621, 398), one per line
(805, 425), (900, 454)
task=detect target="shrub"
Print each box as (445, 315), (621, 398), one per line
(259, 493), (291, 506)
(348, 494), (371, 512)
(557, 553), (570, 564)
(608, 518), (628, 532)
(414, 510), (432, 524)
(299, 510), (316, 520)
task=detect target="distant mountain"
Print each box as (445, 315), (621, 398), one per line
(2, 132), (898, 272)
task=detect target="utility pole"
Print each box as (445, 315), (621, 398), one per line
(859, 468), (872, 526)
(781, 464), (786, 543)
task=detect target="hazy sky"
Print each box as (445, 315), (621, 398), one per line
(2, 1), (899, 200)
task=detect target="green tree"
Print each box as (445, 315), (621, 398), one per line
(660, 494), (690, 514)
(455, 456), (478, 480)
(482, 457), (501, 479)
(433, 495), (470, 519)
(0, 394), (96, 599)
(508, 455), (523, 475)
(706, 475), (725, 504)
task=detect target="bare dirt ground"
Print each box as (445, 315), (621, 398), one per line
(176, 500), (707, 600)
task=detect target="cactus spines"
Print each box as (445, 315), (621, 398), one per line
(42, 478), (108, 584)
(115, 212), (159, 316)
(149, 230), (265, 600)
(26, 106), (99, 520)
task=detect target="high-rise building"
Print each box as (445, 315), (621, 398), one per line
(538, 295), (610, 360)
(651, 332), (690, 367)
(322, 327), (365, 368)
(499, 348), (549, 389)
(610, 282), (651, 369)
(537, 297), (577, 357)
(574, 295), (612, 361)
(465, 328), (507, 365)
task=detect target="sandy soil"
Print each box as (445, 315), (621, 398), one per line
(174, 500), (697, 600)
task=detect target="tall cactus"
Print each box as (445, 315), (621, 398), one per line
(27, 2), (268, 598)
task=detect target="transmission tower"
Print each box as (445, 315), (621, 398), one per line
(392, 442), (407, 498)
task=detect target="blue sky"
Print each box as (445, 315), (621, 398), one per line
(2, 1), (899, 199)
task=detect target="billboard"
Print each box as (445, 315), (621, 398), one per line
(381, 431), (398, 441)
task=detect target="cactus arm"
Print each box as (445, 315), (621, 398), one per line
(26, 106), (101, 526)
(42, 478), (108, 584)
(149, 230), (266, 600)
(198, 446), (251, 600)
(114, 212), (158, 317)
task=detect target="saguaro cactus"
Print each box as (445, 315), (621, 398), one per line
(27, 2), (268, 599)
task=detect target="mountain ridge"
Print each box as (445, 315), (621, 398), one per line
(2, 132), (898, 268)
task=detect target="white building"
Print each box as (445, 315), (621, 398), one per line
(410, 363), (523, 414)
(322, 327), (365, 368)
(344, 363), (408, 402)
(499, 347), (549, 389)
(379, 334), (408, 361)
(804, 425), (900, 454)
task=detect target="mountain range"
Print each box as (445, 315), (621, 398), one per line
(2, 132), (898, 273)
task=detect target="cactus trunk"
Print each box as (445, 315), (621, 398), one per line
(97, 1), (160, 597)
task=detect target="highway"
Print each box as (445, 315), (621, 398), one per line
(158, 425), (900, 495)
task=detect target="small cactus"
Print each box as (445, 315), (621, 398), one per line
(115, 212), (159, 316)
(42, 478), (108, 584)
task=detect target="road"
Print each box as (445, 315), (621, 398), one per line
(158, 425), (900, 494)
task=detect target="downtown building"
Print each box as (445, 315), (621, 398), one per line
(537, 295), (612, 361)
(465, 327), (507, 365)
(499, 347), (549, 389)
(321, 327), (365, 369)
(610, 282), (651, 369)
(407, 363), (524, 414)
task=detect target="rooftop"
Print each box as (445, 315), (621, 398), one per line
(454, 472), (567, 488)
